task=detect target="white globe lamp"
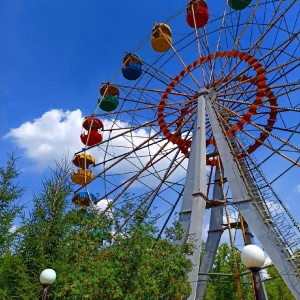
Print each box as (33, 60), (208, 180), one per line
(40, 268), (56, 285)
(241, 245), (266, 300)
(241, 244), (265, 270)
(40, 269), (56, 300)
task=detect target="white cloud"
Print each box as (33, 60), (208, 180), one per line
(4, 108), (190, 228)
(9, 225), (18, 233)
(5, 109), (83, 171)
(4, 108), (186, 186)
(202, 223), (210, 241)
(94, 120), (188, 190)
(96, 199), (110, 211)
(4, 109), (183, 199)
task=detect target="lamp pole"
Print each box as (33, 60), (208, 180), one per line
(241, 245), (266, 300)
(40, 269), (56, 300)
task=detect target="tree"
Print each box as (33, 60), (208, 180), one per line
(0, 252), (37, 300)
(0, 156), (72, 300)
(202, 242), (297, 300)
(55, 196), (192, 299)
(264, 265), (294, 300)
(0, 154), (192, 299)
(0, 154), (296, 299)
(0, 153), (29, 299)
(16, 157), (74, 298)
(204, 243), (253, 300)
(0, 152), (25, 256)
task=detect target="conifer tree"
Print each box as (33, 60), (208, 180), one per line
(17, 157), (74, 298)
(0, 153), (29, 299)
(0, 153), (25, 255)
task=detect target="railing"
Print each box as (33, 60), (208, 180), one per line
(234, 130), (300, 275)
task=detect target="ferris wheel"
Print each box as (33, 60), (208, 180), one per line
(71, 0), (300, 299)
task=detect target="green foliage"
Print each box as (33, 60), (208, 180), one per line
(54, 195), (192, 299)
(203, 243), (297, 300)
(18, 157), (74, 280)
(56, 225), (192, 299)
(0, 153), (25, 255)
(0, 153), (35, 298)
(0, 156), (192, 299)
(0, 253), (38, 299)
(264, 265), (295, 300)
(204, 243), (253, 300)
(1, 155), (296, 300)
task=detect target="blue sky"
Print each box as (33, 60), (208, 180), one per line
(0, 0), (179, 129)
(0, 0), (183, 200)
(1, 0), (300, 248)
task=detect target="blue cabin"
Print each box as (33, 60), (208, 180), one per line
(122, 53), (143, 80)
(72, 192), (97, 207)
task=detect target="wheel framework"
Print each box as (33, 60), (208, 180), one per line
(72, 1), (300, 299)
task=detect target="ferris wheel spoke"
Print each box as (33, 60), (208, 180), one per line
(153, 30), (202, 89)
(263, 39), (299, 80)
(254, 116), (300, 164)
(267, 56), (300, 78)
(220, 79), (300, 101)
(217, 100), (300, 152)
(250, 1), (297, 56)
(267, 60), (300, 89)
(213, 4), (297, 88)
(208, 4), (228, 83)
(268, 85), (300, 103)
(156, 188), (184, 239)
(269, 157), (300, 185)
(200, 26), (214, 79)
(116, 84), (194, 98)
(91, 119), (159, 153)
(99, 144), (183, 203)
(74, 132), (171, 194)
(102, 159), (182, 209)
(172, 56), (201, 89)
(214, 38), (298, 101)
(188, 5), (208, 86)
(142, 149), (187, 215)
(212, 2), (263, 82)
(218, 98), (300, 116)
(241, 126), (300, 168)
(112, 162), (187, 236)
(143, 60), (199, 94)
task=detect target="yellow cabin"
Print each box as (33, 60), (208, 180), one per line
(71, 169), (95, 185)
(72, 154), (95, 169)
(151, 23), (172, 53)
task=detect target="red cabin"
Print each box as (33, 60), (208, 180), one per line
(81, 117), (104, 147)
(80, 130), (103, 146)
(82, 117), (104, 131)
(186, 0), (209, 29)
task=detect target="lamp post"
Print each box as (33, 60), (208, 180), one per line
(241, 244), (266, 300)
(40, 269), (56, 300)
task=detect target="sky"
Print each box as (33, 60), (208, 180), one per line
(1, 0), (300, 255)
(0, 0), (183, 203)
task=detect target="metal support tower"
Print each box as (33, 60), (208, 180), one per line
(205, 90), (300, 299)
(196, 165), (224, 299)
(179, 89), (207, 300)
(179, 88), (300, 299)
